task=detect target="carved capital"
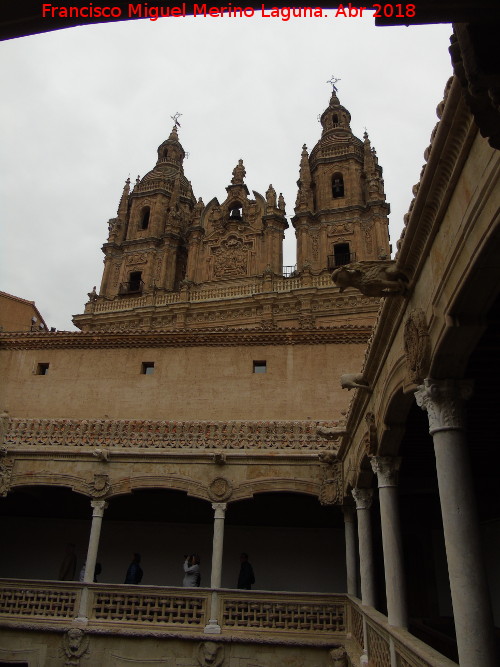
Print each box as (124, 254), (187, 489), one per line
(370, 456), (401, 487)
(415, 378), (473, 434)
(90, 499), (108, 517)
(352, 487), (373, 510)
(211, 502), (227, 519)
(342, 505), (356, 523)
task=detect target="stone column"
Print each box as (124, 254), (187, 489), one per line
(76, 499), (108, 623)
(351, 488), (375, 608)
(342, 505), (357, 596)
(370, 456), (407, 628)
(205, 502), (227, 634)
(416, 379), (497, 667)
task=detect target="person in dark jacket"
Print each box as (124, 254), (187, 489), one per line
(237, 552), (255, 590)
(124, 553), (143, 584)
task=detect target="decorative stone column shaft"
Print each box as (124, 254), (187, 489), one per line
(83, 500), (107, 583)
(76, 499), (108, 623)
(205, 502), (227, 634)
(370, 456), (407, 628)
(351, 488), (375, 608)
(416, 378), (497, 667)
(342, 505), (357, 596)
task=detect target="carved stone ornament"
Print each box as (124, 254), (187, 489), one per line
(404, 309), (431, 384)
(370, 456), (401, 488)
(364, 412), (378, 456)
(87, 473), (110, 498)
(340, 373), (371, 392)
(208, 477), (233, 502)
(329, 646), (348, 666)
(197, 641), (224, 667)
(351, 487), (373, 510)
(62, 628), (89, 666)
(319, 460), (343, 506)
(0, 409), (9, 445)
(415, 378), (473, 435)
(331, 260), (409, 297)
(317, 424), (346, 441)
(0, 458), (14, 497)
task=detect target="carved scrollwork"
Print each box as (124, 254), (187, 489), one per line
(0, 458), (14, 497)
(404, 308), (431, 384)
(208, 477), (233, 502)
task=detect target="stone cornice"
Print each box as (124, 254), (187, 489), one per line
(0, 325), (371, 350)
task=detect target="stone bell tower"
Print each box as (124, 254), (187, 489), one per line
(98, 125), (196, 299)
(293, 84), (391, 272)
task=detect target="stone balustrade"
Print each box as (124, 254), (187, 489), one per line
(0, 580), (459, 664)
(90, 272), (337, 316)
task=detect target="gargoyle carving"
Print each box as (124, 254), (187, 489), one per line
(92, 448), (110, 462)
(316, 425), (346, 440)
(340, 373), (371, 392)
(331, 260), (409, 297)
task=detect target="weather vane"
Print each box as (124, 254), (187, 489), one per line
(327, 76), (341, 93)
(171, 112), (182, 127)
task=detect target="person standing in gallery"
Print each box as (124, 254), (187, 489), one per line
(237, 552), (255, 590)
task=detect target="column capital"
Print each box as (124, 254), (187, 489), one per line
(342, 504), (356, 523)
(211, 502), (227, 519)
(370, 456), (401, 488)
(352, 487), (373, 510)
(90, 499), (108, 517)
(415, 378), (473, 435)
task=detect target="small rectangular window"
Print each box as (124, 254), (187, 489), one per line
(36, 363), (50, 375)
(141, 362), (155, 375)
(253, 360), (267, 374)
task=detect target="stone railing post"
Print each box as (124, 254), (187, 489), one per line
(370, 456), (407, 629)
(205, 502), (226, 634)
(416, 378), (497, 667)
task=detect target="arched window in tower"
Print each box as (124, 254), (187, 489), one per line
(332, 173), (344, 199)
(332, 113), (339, 126)
(129, 271), (143, 293)
(333, 242), (352, 267)
(139, 207), (150, 230)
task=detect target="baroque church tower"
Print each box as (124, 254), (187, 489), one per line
(74, 89), (389, 331)
(293, 85), (391, 273)
(99, 125), (196, 299)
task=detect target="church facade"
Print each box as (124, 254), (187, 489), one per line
(0, 79), (499, 667)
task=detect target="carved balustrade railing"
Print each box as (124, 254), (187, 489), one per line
(4, 418), (337, 452)
(89, 272), (337, 315)
(219, 591), (346, 635)
(346, 597), (458, 667)
(0, 581), (459, 663)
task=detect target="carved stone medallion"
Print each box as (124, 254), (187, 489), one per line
(319, 460), (343, 505)
(197, 641), (224, 667)
(87, 473), (110, 498)
(62, 628), (89, 666)
(208, 477), (233, 502)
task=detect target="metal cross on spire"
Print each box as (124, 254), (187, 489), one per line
(327, 76), (341, 93)
(170, 112), (182, 127)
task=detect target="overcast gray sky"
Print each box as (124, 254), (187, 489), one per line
(0, 13), (453, 331)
